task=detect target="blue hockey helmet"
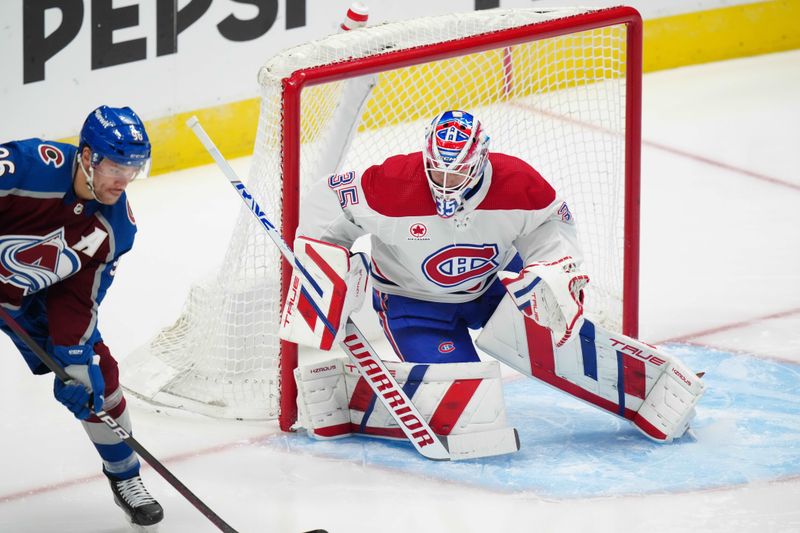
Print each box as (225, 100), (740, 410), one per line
(77, 105), (151, 203)
(423, 110), (490, 218)
(79, 105), (151, 169)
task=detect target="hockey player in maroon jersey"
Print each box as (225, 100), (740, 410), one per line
(280, 109), (705, 449)
(0, 106), (163, 526)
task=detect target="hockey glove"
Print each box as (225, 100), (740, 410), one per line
(498, 256), (589, 347)
(52, 344), (105, 419)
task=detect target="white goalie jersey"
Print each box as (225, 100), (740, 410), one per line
(298, 151), (583, 303)
(291, 149), (706, 444)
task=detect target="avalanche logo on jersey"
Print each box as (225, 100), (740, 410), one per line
(38, 144), (65, 168)
(0, 229), (81, 295)
(433, 112), (474, 164)
(422, 244), (499, 288)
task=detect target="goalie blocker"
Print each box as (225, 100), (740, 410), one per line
(280, 236), (369, 350)
(476, 291), (705, 442)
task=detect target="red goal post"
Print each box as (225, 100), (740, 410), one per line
(276, 6), (642, 430)
(121, 6), (642, 431)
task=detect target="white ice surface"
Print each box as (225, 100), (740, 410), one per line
(1, 50), (799, 532)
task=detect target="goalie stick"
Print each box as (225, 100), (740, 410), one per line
(187, 117), (519, 461)
(0, 306), (240, 533)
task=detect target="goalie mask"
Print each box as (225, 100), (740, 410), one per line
(423, 110), (490, 218)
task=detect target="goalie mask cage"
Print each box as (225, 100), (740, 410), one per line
(121, 6), (642, 431)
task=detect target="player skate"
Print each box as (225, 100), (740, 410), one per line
(108, 473), (164, 528)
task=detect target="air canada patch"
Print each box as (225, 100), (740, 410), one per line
(408, 223), (428, 240)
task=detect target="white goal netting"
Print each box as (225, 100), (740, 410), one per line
(121, 6), (641, 425)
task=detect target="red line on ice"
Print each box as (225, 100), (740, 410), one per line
(511, 102), (800, 191)
(656, 307), (800, 345)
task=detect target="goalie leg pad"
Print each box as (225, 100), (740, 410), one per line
(476, 294), (705, 442)
(294, 357), (515, 444)
(633, 360), (705, 442)
(294, 358), (353, 439)
(345, 359), (511, 438)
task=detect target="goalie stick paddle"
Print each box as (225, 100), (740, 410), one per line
(0, 306), (240, 533)
(186, 116), (453, 461)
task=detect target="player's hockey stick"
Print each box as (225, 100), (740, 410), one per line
(188, 117), (519, 461)
(0, 306), (240, 533)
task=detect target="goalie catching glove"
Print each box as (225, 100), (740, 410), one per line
(498, 256), (589, 347)
(279, 236), (369, 350)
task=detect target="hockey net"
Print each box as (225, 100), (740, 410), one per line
(121, 6), (642, 429)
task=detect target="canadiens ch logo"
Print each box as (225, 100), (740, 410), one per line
(422, 243), (499, 288)
(438, 341), (456, 353)
(408, 223), (428, 240)
(0, 229), (81, 295)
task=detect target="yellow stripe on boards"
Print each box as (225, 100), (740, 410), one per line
(58, 1), (800, 177)
(59, 99), (260, 177)
(643, 0), (800, 71)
